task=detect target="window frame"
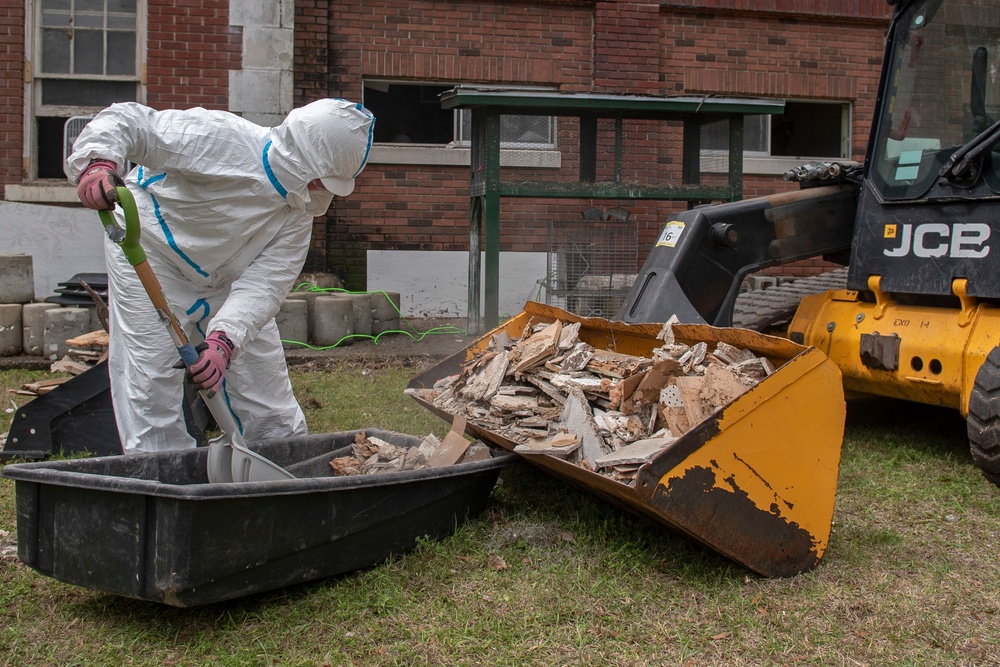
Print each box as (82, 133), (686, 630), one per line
(362, 79), (561, 168)
(22, 0), (146, 185)
(700, 99), (853, 175)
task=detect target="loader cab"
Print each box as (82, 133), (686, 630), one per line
(851, 0), (1000, 300)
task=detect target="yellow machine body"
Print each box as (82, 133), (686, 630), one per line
(409, 302), (845, 577)
(788, 280), (1000, 416)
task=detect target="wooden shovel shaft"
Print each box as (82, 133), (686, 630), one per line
(132, 259), (193, 355)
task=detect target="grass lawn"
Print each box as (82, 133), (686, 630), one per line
(1, 363), (999, 666)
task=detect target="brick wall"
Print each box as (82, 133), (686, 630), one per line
(310, 0), (891, 287)
(317, 0), (597, 282)
(665, 10), (887, 165)
(0, 0), (894, 287)
(0, 1), (24, 182)
(145, 0), (242, 109)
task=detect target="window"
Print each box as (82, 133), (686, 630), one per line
(30, 0), (143, 180)
(363, 81), (556, 148)
(701, 101), (851, 171)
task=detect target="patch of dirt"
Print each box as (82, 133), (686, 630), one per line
(0, 318), (481, 373)
(0, 529), (17, 563)
(284, 317), (479, 371)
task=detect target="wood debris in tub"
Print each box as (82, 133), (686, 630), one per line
(406, 316), (776, 487)
(329, 429), (493, 476)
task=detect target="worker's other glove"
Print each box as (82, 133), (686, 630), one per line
(77, 159), (123, 210)
(189, 331), (234, 398)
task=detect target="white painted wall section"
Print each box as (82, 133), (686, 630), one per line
(367, 250), (548, 318)
(0, 201), (106, 300)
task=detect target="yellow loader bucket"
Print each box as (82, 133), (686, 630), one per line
(408, 302), (845, 577)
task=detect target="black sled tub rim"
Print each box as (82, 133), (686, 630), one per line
(1, 429), (517, 607)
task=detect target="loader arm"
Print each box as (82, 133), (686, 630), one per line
(616, 184), (858, 326)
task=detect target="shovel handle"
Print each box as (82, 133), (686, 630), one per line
(98, 186), (145, 266)
(96, 185), (254, 470)
(96, 185), (196, 364)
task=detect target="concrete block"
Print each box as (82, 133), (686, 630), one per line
(0, 254), (35, 304)
(22, 302), (59, 355)
(276, 298), (308, 349)
(349, 293), (373, 337)
(230, 0), (281, 27)
(43, 307), (91, 361)
(370, 291), (401, 321)
(313, 295), (353, 347)
(286, 290), (325, 342)
(370, 291), (401, 335)
(0, 304), (22, 356)
(242, 26), (293, 70)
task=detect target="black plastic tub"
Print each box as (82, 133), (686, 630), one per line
(1, 429), (515, 607)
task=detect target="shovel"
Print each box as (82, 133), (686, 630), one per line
(97, 186), (295, 483)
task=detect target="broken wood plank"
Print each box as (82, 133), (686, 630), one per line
(509, 319), (563, 374)
(559, 386), (610, 463)
(593, 436), (677, 468)
(49, 358), (92, 375)
(490, 393), (542, 414)
(674, 375), (707, 426)
(64, 330), (110, 348)
(700, 364), (752, 411)
(459, 349), (509, 402)
(585, 348), (653, 379)
(513, 431), (581, 457)
(427, 415), (471, 467)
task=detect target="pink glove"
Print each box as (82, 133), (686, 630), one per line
(189, 331), (235, 397)
(77, 159), (122, 210)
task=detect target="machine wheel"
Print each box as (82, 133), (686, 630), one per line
(732, 268), (849, 332)
(967, 347), (1000, 488)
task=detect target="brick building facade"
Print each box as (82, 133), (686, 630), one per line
(1, 0), (892, 315)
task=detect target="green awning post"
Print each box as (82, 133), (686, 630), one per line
(466, 106), (502, 335)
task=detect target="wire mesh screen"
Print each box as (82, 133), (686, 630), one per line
(544, 217), (639, 318)
(493, 114), (733, 188)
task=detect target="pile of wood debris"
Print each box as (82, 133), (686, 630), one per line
(329, 426), (494, 476)
(7, 330), (108, 398)
(406, 317), (776, 486)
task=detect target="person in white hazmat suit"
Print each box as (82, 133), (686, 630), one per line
(65, 99), (375, 454)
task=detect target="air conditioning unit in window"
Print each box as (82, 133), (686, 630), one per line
(63, 116), (95, 166)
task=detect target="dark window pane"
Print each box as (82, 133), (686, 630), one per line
(771, 102), (844, 158)
(743, 115), (768, 153)
(41, 0), (71, 11)
(41, 11), (71, 27)
(37, 117), (71, 179)
(499, 115), (553, 145)
(77, 0), (104, 12)
(74, 13), (105, 28)
(109, 0), (137, 12)
(106, 32), (135, 75)
(41, 79), (136, 106)
(364, 83), (453, 144)
(73, 29), (104, 74)
(108, 15), (135, 29)
(41, 28), (71, 73)
(700, 104), (846, 158)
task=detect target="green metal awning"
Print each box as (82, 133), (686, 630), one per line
(441, 86), (784, 117)
(442, 86), (784, 334)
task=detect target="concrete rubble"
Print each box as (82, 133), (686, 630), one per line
(406, 316), (776, 486)
(329, 429), (493, 476)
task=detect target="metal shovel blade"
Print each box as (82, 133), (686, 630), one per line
(206, 438), (235, 484)
(231, 444), (296, 482)
(204, 392), (295, 483)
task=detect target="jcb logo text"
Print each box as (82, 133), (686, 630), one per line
(883, 223), (990, 258)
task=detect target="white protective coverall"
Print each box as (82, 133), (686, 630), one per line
(65, 99), (375, 453)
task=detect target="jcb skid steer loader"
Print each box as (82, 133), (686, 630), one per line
(619, 0), (1000, 488)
